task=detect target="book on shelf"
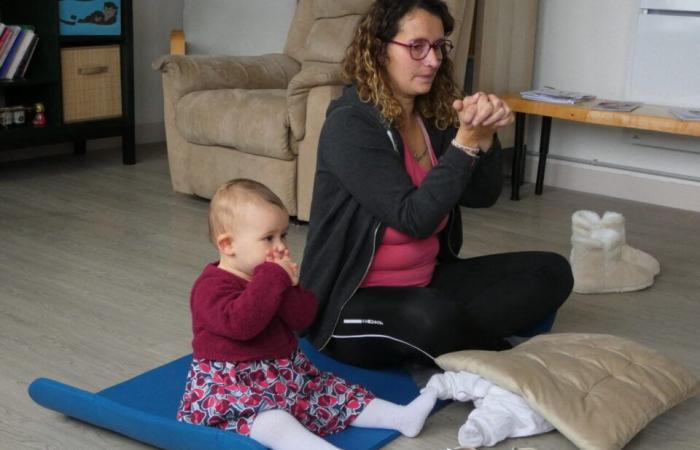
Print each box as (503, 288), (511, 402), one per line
(0, 24), (22, 70)
(669, 107), (700, 121)
(520, 87), (596, 104)
(0, 23), (6, 50)
(0, 24), (12, 58)
(17, 35), (39, 79)
(0, 25), (38, 80)
(0, 28), (25, 78)
(2, 29), (36, 79)
(593, 100), (643, 112)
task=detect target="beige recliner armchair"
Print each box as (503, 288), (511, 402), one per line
(154, 0), (475, 221)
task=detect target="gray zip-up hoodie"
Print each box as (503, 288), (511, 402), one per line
(300, 85), (503, 350)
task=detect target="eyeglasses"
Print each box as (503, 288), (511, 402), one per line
(387, 38), (454, 60)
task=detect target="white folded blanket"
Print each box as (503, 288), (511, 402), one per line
(423, 371), (554, 447)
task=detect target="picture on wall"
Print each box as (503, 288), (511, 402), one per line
(59, 0), (122, 36)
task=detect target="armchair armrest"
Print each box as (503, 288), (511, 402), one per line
(287, 62), (343, 141)
(153, 53), (301, 100)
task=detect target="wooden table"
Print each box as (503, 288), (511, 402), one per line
(502, 94), (700, 200)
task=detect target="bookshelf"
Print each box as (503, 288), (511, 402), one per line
(0, 0), (135, 164)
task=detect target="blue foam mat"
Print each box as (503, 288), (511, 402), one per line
(29, 339), (432, 450)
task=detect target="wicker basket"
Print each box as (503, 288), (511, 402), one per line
(61, 45), (122, 123)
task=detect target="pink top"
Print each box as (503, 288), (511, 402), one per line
(361, 116), (448, 288)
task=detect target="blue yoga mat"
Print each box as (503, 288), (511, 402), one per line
(29, 339), (436, 449)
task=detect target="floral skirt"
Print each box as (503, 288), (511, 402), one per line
(176, 348), (375, 436)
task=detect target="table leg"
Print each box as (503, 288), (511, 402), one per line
(510, 112), (526, 200)
(519, 143), (527, 185)
(535, 116), (551, 195)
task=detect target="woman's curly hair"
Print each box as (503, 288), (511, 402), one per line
(342, 0), (460, 130)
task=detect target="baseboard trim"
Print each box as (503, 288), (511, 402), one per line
(523, 156), (700, 212)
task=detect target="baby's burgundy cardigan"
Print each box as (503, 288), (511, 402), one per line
(190, 262), (318, 362)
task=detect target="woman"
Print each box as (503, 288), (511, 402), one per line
(300, 0), (573, 368)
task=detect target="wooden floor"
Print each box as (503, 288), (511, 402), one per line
(1, 144), (698, 450)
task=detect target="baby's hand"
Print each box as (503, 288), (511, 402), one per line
(266, 248), (299, 286)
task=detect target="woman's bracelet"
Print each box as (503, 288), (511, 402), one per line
(451, 138), (481, 158)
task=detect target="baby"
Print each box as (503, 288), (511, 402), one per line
(176, 179), (438, 450)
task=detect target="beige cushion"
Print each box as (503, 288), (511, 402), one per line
(313, 0), (374, 17)
(175, 88), (295, 160)
(300, 15), (362, 63)
(298, 0), (373, 64)
(287, 62), (343, 140)
(436, 333), (699, 450)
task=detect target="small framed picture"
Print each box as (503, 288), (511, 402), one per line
(59, 0), (122, 36)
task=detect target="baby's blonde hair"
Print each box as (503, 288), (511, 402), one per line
(208, 179), (286, 245)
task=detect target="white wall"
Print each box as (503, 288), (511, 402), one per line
(183, 0), (296, 56)
(527, 0), (700, 212)
(133, 0), (183, 144)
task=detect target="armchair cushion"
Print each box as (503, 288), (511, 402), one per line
(287, 62), (343, 141)
(153, 53), (301, 100)
(298, 0), (373, 64)
(300, 15), (362, 64)
(314, 0), (374, 17)
(176, 89), (296, 160)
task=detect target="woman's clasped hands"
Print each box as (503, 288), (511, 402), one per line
(453, 92), (514, 150)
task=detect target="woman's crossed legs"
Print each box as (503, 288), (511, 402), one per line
(327, 251), (573, 368)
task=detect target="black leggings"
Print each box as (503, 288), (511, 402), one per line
(325, 251), (573, 368)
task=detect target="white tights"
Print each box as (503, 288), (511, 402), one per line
(250, 409), (339, 450)
(249, 388), (437, 450)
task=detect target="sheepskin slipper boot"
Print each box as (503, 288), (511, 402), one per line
(600, 211), (661, 276)
(570, 228), (654, 294)
(571, 210), (660, 276)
